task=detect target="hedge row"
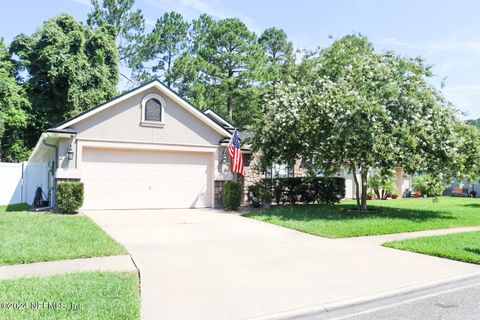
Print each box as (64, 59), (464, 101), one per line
(248, 177), (345, 206)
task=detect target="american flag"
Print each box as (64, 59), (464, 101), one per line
(228, 129), (245, 176)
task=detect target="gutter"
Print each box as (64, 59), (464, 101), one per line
(28, 131), (77, 163)
(42, 139), (58, 206)
(28, 130), (77, 206)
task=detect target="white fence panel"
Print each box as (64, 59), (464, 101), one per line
(24, 163), (49, 205)
(0, 162), (47, 205)
(0, 162), (23, 205)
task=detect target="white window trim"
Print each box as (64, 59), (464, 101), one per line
(141, 93), (166, 127)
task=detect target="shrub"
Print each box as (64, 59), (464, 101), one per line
(411, 174), (445, 197)
(223, 181), (242, 210)
(262, 190), (273, 203)
(249, 177), (345, 206)
(247, 183), (262, 208)
(56, 182), (84, 214)
(368, 168), (396, 200)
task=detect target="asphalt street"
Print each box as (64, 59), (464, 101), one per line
(294, 276), (480, 320)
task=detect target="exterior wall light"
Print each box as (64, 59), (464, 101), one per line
(221, 149), (227, 164)
(67, 145), (74, 161)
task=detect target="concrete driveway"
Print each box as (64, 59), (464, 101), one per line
(85, 209), (480, 320)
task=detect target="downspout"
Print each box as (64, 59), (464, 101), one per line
(42, 139), (58, 207)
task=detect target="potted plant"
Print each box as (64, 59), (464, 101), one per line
(367, 191), (374, 200)
(391, 192), (398, 199)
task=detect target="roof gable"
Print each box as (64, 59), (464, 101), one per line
(54, 79), (232, 138)
(204, 109), (235, 130)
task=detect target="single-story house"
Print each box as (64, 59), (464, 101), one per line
(28, 79), (410, 210)
(28, 79), (239, 210)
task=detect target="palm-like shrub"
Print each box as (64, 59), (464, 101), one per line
(412, 174), (445, 197)
(368, 168), (396, 199)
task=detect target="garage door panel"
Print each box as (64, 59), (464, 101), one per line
(81, 148), (212, 210)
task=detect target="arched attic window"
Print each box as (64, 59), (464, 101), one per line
(141, 94), (166, 127)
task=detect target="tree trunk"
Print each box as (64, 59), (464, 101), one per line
(227, 68), (234, 122)
(360, 169), (368, 211)
(352, 165), (360, 209)
(166, 52), (172, 88)
(227, 94), (233, 122)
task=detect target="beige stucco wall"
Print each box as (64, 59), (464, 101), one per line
(71, 88), (223, 146)
(395, 167), (411, 196)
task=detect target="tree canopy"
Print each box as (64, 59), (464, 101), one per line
(132, 11), (189, 87)
(174, 15), (266, 127)
(0, 38), (30, 161)
(466, 118), (480, 128)
(258, 27), (295, 85)
(10, 14), (119, 147)
(87, 0), (144, 64)
(253, 35), (480, 210)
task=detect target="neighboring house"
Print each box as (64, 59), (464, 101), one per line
(29, 79), (237, 210)
(445, 180), (480, 197)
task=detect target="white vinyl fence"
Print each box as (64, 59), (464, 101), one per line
(0, 162), (48, 205)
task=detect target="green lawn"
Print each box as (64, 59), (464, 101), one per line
(0, 272), (140, 320)
(0, 204), (126, 265)
(245, 197), (480, 238)
(384, 231), (480, 264)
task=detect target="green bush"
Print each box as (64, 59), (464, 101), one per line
(56, 182), (84, 214)
(250, 177), (345, 205)
(223, 181), (242, 210)
(412, 174), (445, 197)
(247, 182), (272, 207)
(368, 168), (396, 199)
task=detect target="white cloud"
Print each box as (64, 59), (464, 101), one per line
(70, 0), (92, 7)
(441, 84), (480, 118)
(144, 0), (261, 34)
(381, 37), (480, 53)
(145, 17), (156, 27)
(381, 37), (416, 49)
(145, 0), (228, 19)
(444, 84), (480, 95)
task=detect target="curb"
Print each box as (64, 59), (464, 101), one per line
(250, 271), (480, 320)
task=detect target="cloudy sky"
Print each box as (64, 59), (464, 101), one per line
(2, 0), (480, 119)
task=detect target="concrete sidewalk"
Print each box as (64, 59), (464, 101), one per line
(0, 255), (137, 280)
(85, 209), (480, 320)
(348, 226), (480, 245)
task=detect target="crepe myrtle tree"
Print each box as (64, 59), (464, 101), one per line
(455, 122), (480, 184)
(253, 34), (479, 211)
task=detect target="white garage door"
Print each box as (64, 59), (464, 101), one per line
(81, 147), (212, 210)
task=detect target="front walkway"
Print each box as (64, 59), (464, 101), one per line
(349, 226), (480, 245)
(85, 209), (480, 320)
